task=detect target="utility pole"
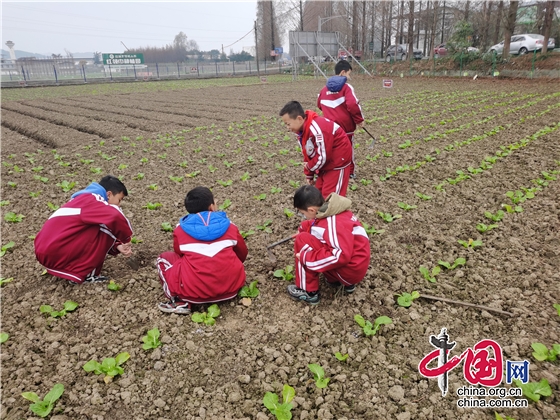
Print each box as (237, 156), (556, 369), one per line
(270, 1), (275, 61)
(441, 0), (446, 44)
(254, 20), (260, 76)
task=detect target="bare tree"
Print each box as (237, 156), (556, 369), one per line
(408, 1), (415, 56)
(502, 0), (519, 57)
(493, 1), (504, 45)
(256, 1), (281, 61)
(429, 1), (440, 58)
(542, 1), (555, 53)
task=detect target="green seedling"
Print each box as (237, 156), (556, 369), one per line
(420, 265), (441, 283)
(283, 208), (294, 218)
(161, 222), (173, 232)
(130, 237), (142, 244)
(275, 163), (287, 171)
(541, 171), (556, 181)
(90, 167), (102, 174)
(254, 193), (267, 201)
(34, 175), (49, 183)
(56, 180), (76, 192)
(0, 200), (10, 206)
(476, 223), (499, 233)
(415, 192), (432, 200)
(140, 157), (149, 164)
(506, 190), (533, 204)
(118, 164), (128, 170)
(134, 173), (145, 180)
(397, 291), (420, 307)
(335, 352), (349, 362)
(143, 202), (162, 210)
(495, 413), (515, 420)
(308, 364), (330, 389)
(4, 212), (24, 223)
(223, 161), (236, 168)
(169, 176), (183, 183)
(263, 384), (295, 420)
(29, 191), (41, 198)
(378, 211), (402, 223)
(349, 184), (358, 191)
(0, 277), (14, 286)
(256, 220), (272, 233)
(513, 378), (552, 402)
(217, 180), (233, 187)
(259, 169), (268, 174)
(554, 303), (560, 316)
(219, 199), (232, 210)
(7, 181), (17, 188)
(531, 342), (560, 362)
(21, 383), (64, 418)
(47, 202), (59, 211)
(458, 239), (483, 249)
(360, 178), (373, 186)
(484, 210), (504, 222)
(398, 202), (417, 211)
(246, 156), (255, 163)
(270, 187), (282, 194)
(240, 172), (250, 181)
(354, 314), (392, 336)
(186, 170), (201, 178)
(83, 352), (130, 384)
(178, 161), (188, 168)
(502, 204), (523, 213)
(32, 166), (44, 172)
(12, 165), (24, 172)
(274, 265), (294, 282)
(361, 223), (385, 235)
(191, 304), (220, 326)
(107, 280), (121, 292)
(238, 280), (260, 298)
(142, 328), (162, 350)
(208, 165), (218, 173)
(40, 300), (78, 318)
(147, 184), (158, 191)
(0, 332), (9, 343)
(438, 258), (466, 270)
(289, 180), (300, 188)
(1, 241), (15, 257)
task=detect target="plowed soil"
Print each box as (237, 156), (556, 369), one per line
(1, 77), (559, 420)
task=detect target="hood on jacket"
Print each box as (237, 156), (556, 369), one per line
(316, 193), (352, 219)
(71, 182), (108, 201)
(326, 76), (347, 93)
(179, 211), (231, 241)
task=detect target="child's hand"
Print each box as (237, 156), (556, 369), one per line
(305, 178), (315, 186)
(117, 242), (133, 257)
(295, 253), (301, 260)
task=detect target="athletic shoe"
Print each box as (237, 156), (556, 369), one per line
(326, 281), (356, 294)
(287, 285), (320, 305)
(350, 173), (356, 179)
(158, 298), (191, 314)
(84, 274), (109, 283)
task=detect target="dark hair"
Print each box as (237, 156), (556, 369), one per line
(185, 186), (214, 214)
(99, 175), (128, 196)
(294, 185), (324, 210)
(279, 101), (305, 119)
(335, 60), (352, 75)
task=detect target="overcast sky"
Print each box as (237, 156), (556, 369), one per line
(2, 1), (258, 55)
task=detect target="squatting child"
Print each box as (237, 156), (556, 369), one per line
(280, 100), (353, 198)
(286, 185), (371, 304)
(34, 175), (134, 284)
(317, 60), (365, 178)
(156, 186), (248, 314)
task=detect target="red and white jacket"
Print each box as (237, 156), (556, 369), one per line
(298, 194), (370, 282)
(34, 192), (133, 283)
(298, 110), (353, 179)
(317, 76), (364, 135)
(163, 214), (248, 303)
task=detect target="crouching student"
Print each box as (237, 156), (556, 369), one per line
(287, 185), (371, 304)
(157, 186), (248, 314)
(34, 175), (133, 284)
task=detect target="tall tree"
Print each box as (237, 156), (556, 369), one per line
(352, 0), (359, 50)
(502, 0), (519, 57)
(429, 1), (440, 58)
(542, 1), (555, 53)
(256, 1), (281, 61)
(408, 1), (415, 56)
(493, 1), (504, 45)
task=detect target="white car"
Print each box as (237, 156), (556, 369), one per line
(489, 34), (555, 55)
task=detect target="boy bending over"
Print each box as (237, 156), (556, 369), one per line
(287, 185), (371, 304)
(34, 175), (133, 284)
(157, 187), (248, 314)
(280, 100), (352, 198)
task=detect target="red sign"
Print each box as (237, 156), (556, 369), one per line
(383, 79), (393, 88)
(190, 67), (198, 73)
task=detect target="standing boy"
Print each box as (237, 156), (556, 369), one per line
(287, 185), (370, 304)
(280, 100), (352, 198)
(157, 186), (248, 314)
(317, 60), (364, 178)
(34, 175), (133, 284)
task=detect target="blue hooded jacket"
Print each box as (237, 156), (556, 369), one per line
(326, 75), (347, 93)
(71, 182), (108, 201)
(179, 211), (231, 241)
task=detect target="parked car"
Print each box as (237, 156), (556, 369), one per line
(434, 43), (479, 57)
(488, 34), (555, 55)
(385, 44), (423, 62)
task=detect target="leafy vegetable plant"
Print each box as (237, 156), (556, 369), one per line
(502, 204), (523, 214)
(361, 223), (385, 235)
(191, 304), (220, 326)
(83, 352), (130, 384)
(240, 230), (255, 239)
(40, 301), (78, 318)
(378, 211), (401, 223)
(354, 314), (392, 336)
(142, 328), (162, 350)
(334, 352), (349, 362)
(438, 258), (466, 270)
(263, 384), (295, 420)
(397, 291), (420, 307)
(420, 265), (441, 283)
(531, 342), (560, 362)
(398, 202), (417, 211)
(458, 239), (483, 249)
(476, 223), (498, 233)
(56, 180), (76, 192)
(256, 220), (272, 233)
(1, 241), (15, 257)
(513, 378), (552, 402)
(554, 303), (560, 316)
(238, 280), (260, 298)
(143, 202), (162, 210)
(283, 208), (294, 218)
(0, 277), (14, 286)
(308, 364), (330, 388)
(484, 210), (504, 222)
(0, 332), (9, 343)
(107, 280), (121, 291)
(4, 212), (24, 223)
(161, 222), (173, 232)
(219, 199), (232, 210)
(21, 383), (64, 418)
(254, 193), (267, 201)
(274, 265), (294, 281)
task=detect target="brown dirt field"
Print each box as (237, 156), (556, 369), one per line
(1, 77), (559, 420)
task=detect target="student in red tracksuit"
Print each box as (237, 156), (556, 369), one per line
(286, 185), (371, 304)
(34, 175), (133, 284)
(280, 100), (352, 198)
(157, 187), (248, 314)
(317, 60), (365, 178)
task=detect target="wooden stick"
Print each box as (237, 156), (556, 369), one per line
(419, 294), (514, 317)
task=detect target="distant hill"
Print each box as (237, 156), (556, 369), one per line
(1, 49), (94, 59)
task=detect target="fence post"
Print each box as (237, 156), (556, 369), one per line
(531, 49), (536, 79)
(133, 64), (137, 80)
(82, 64), (87, 82)
(109, 64), (113, 81)
(215, 60), (218, 76)
(156, 63), (160, 79)
(409, 55), (412, 76)
(233, 60), (235, 75)
(492, 51), (496, 77)
(460, 51), (463, 74)
(177, 62), (180, 78)
(197, 61), (200, 77)
(21, 66), (27, 81)
(53, 65), (58, 84)
(249, 61), (251, 75)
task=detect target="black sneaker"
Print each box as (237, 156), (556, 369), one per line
(287, 285), (320, 305)
(84, 274), (109, 283)
(327, 281), (356, 294)
(158, 298), (191, 315)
